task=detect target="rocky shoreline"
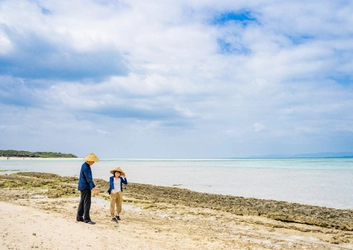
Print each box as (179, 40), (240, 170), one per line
(1, 171), (352, 231)
(124, 182), (353, 231)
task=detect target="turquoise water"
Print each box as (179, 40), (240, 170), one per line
(1, 158), (353, 209)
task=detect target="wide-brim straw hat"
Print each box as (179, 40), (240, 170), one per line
(110, 167), (126, 177)
(83, 153), (100, 162)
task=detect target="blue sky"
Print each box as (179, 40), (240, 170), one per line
(0, 0), (353, 158)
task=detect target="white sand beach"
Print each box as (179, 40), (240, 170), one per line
(1, 196), (352, 249)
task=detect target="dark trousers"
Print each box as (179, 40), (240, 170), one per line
(77, 190), (91, 221)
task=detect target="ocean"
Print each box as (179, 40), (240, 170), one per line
(1, 158), (353, 210)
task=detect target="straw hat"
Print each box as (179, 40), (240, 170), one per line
(110, 167), (126, 177)
(83, 153), (100, 162)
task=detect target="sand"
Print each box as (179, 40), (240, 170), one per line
(1, 172), (353, 249)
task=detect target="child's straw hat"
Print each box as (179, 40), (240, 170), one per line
(110, 167), (126, 177)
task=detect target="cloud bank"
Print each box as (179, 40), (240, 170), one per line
(0, 0), (352, 158)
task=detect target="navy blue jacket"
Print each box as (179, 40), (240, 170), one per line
(78, 162), (96, 191)
(107, 176), (128, 194)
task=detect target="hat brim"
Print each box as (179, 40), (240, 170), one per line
(110, 168), (125, 177)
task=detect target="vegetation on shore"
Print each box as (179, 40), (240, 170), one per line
(0, 150), (77, 158)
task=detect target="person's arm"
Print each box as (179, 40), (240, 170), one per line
(120, 176), (127, 192)
(107, 176), (112, 194)
(83, 167), (98, 195)
(110, 176), (116, 194)
(121, 176), (128, 185)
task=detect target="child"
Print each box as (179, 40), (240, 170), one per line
(107, 167), (128, 222)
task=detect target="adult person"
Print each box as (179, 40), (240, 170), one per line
(107, 167), (128, 222)
(76, 153), (100, 225)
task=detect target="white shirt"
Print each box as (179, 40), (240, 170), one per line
(113, 177), (122, 192)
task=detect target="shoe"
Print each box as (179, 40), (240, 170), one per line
(76, 217), (84, 222)
(115, 215), (121, 221)
(84, 220), (96, 225)
(112, 217), (118, 222)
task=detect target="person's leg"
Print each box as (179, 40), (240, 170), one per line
(110, 193), (116, 218)
(76, 191), (84, 221)
(82, 190), (92, 222)
(116, 192), (123, 219)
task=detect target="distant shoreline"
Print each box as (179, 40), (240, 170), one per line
(0, 157), (81, 161)
(0, 150), (78, 159)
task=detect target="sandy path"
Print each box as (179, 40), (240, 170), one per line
(0, 200), (186, 250)
(1, 197), (352, 250)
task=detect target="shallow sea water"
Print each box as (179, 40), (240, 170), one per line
(1, 158), (353, 209)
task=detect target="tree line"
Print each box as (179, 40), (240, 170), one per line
(0, 150), (77, 158)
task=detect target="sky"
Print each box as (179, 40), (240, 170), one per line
(0, 0), (353, 158)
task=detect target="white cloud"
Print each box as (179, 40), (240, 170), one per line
(253, 123), (267, 132)
(0, 31), (12, 55)
(97, 129), (110, 135)
(0, 0), (353, 157)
